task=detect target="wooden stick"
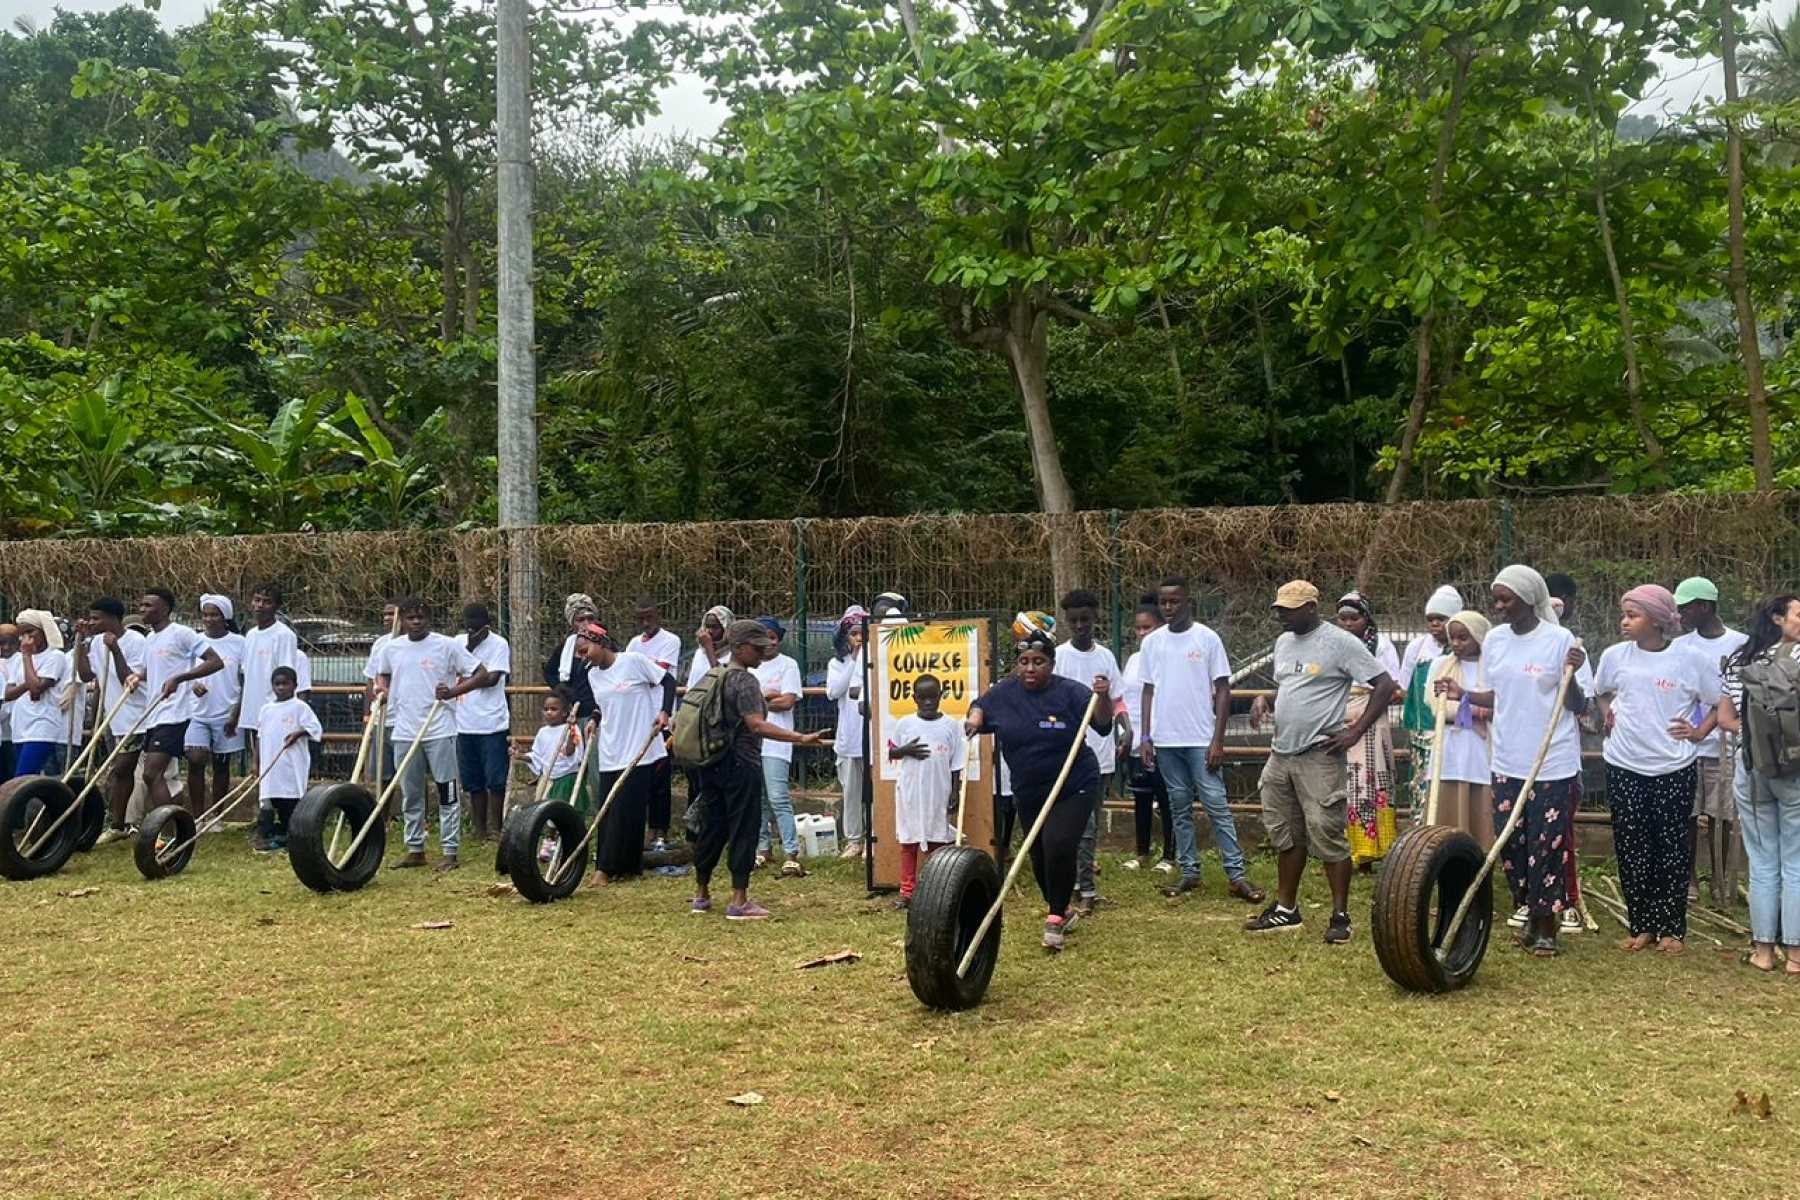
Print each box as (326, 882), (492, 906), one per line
(154, 738), (302, 864)
(1438, 664), (1576, 959)
(60, 679), (138, 785)
(349, 698), (383, 784)
(335, 699), (444, 867)
(541, 716), (595, 883)
(1688, 900), (1752, 938)
(957, 692), (1100, 980)
(950, 735), (977, 848)
(549, 716), (646, 888)
(535, 704), (582, 806)
(23, 689), (170, 858)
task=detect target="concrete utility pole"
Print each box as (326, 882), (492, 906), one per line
(496, 0), (541, 656)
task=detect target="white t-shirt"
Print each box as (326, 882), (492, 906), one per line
(1672, 628), (1749, 759)
(752, 654), (803, 763)
(144, 622), (206, 726)
(1120, 650), (1146, 734)
(374, 632), (480, 743)
(1429, 654), (1492, 785)
(239, 621), (301, 723)
(585, 651), (671, 771)
(1484, 622), (1592, 782)
(86, 630), (150, 736)
(686, 642), (726, 689)
(891, 712), (963, 846)
(1138, 623), (1232, 749)
(365, 633), (396, 727)
(1369, 633), (1402, 686)
(826, 651), (866, 759)
(454, 631), (513, 735)
(255, 698), (322, 801)
(1054, 640), (1122, 773)
(1596, 641), (1719, 777)
(530, 723), (584, 780)
(634, 628), (681, 673)
(1399, 634), (1445, 694)
(295, 650), (313, 693)
(193, 631), (246, 722)
(5, 650), (68, 743)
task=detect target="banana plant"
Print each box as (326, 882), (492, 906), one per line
(338, 391), (441, 526)
(190, 391), (360, 530)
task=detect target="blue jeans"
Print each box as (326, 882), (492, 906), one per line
(759, 756), (799, 858)
(1157, 745), (1246, 881)
(1734, 760), (1800, 946)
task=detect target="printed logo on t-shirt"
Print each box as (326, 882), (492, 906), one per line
(1652, 676), (1679, 693)
(1038, 715), (1068, 729)
(1520, 663), (1546, 677)
(1282, 661), (1323, 678)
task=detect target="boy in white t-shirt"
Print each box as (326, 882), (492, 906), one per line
(254, 667), (322, 851)
(1054, 589), (1122, 914)
(751, 617), (806, 875)
(1672, 575), (1751, 905)
(887, 674), (965, 908)
(453, 604), (513, 842)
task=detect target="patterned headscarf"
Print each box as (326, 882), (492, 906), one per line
(1011, 610), (1057, 654)
(1336, 591), (1379, 654)
(834, 605), (869, 659)
(564, 593), (598, 625)
(703, 604), (735, 630)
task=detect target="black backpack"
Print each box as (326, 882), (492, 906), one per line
(1740, 650), (1800, 777)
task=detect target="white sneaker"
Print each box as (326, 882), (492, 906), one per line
(1507, 905), (1529, 929)
(1153, 859), (1176, 874)
(1120, 857), (1142, 871)
(838, 840), (862, 860)
(95, 827), (126, 847)
(1560, 909), (1584, 934)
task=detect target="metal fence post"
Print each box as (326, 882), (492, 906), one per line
(1497, 498), (1514, 571)
(793, 517), (810, 683)
(1108, 508), (1124, 655)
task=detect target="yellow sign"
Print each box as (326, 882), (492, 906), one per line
(873, 621), (982, 781)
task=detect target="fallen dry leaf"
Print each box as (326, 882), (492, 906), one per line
(1731, 1090), (1751, 1116)
(795, 949), (861, 970)
(1350, 1134), (1374, 1148)
(255, 916), (277, 927)
(727, 1091), (764, 1107)
(410, 920), (453, 931)
(911, 1036), (939, 1051)
(1756, 1092), (1773, 1120)
(59, 887), (99, 899)
(484, 883), (516, 898)
(1324, 1091), (1343, 1104)
(680, 954), (710, 964)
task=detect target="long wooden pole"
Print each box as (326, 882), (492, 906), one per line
(1437, 664), (1575, 959)
(62, 680), (137, 784)
(957, 692), (1099, 979)
(336, 699), (444, 866)
(548, 723), (659, 888)
(154, 738), (302, 864)
(23, 688), (168, 857)
(1422, 694), (1450, 826)
(953, 735), (975, 848)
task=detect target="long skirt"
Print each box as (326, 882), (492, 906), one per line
(1344, 694), (1397, 866)
(595, 764), (653, 878)
(1434, 779), (1493, 852)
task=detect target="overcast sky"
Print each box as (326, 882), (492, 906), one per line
(1, 0), (1789, 142)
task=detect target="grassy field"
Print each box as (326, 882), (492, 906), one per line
(3, 830), (1796, 1200)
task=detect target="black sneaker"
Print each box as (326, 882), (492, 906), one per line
(1324, 910), (1352, 944)
(1245, 902), (1303, 933)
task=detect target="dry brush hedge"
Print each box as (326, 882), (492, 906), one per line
(4, 495), (1798, 651)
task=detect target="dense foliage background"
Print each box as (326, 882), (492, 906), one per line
(0, 0), (1796, 539)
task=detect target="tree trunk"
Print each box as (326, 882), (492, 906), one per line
(1722, 6), (1775, 489)
(1254, 305), (1297, 502)
(1591, 139), (1663, 464)
(1003, 294), (1079, 601)
(441, 181), (465, 341)
(1382, 48), (1472, 507)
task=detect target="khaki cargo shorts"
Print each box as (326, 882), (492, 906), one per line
(1258, 745), (1350, 863)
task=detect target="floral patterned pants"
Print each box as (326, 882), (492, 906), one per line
(1491, 773), (1580, 917)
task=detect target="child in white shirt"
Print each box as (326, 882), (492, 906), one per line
(517, 688), (584, 805)
(255, 667), (322, 850)
(887, 674), (965, 907)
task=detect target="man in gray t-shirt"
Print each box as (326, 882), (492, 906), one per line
(1246, 580), (1398, 943)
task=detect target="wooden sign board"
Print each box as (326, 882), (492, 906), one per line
(863, 617), (995, 891)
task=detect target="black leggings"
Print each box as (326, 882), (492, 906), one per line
(1609, 762), (1697, 940)
(595, 764), (652, 878)
(647, 757), (673, 833)
(1015, 784), (1098, 919)
(1129, 762), (1173, 860)
(693, 757), (762, 891)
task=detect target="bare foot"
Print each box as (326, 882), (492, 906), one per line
(1657, 936), (1685, 955)
(1619, 932), (1653, 952)
(587, 870), (608, 888)
(1785, 949), (1800, 976)
(1749, 947), (1780, 972)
